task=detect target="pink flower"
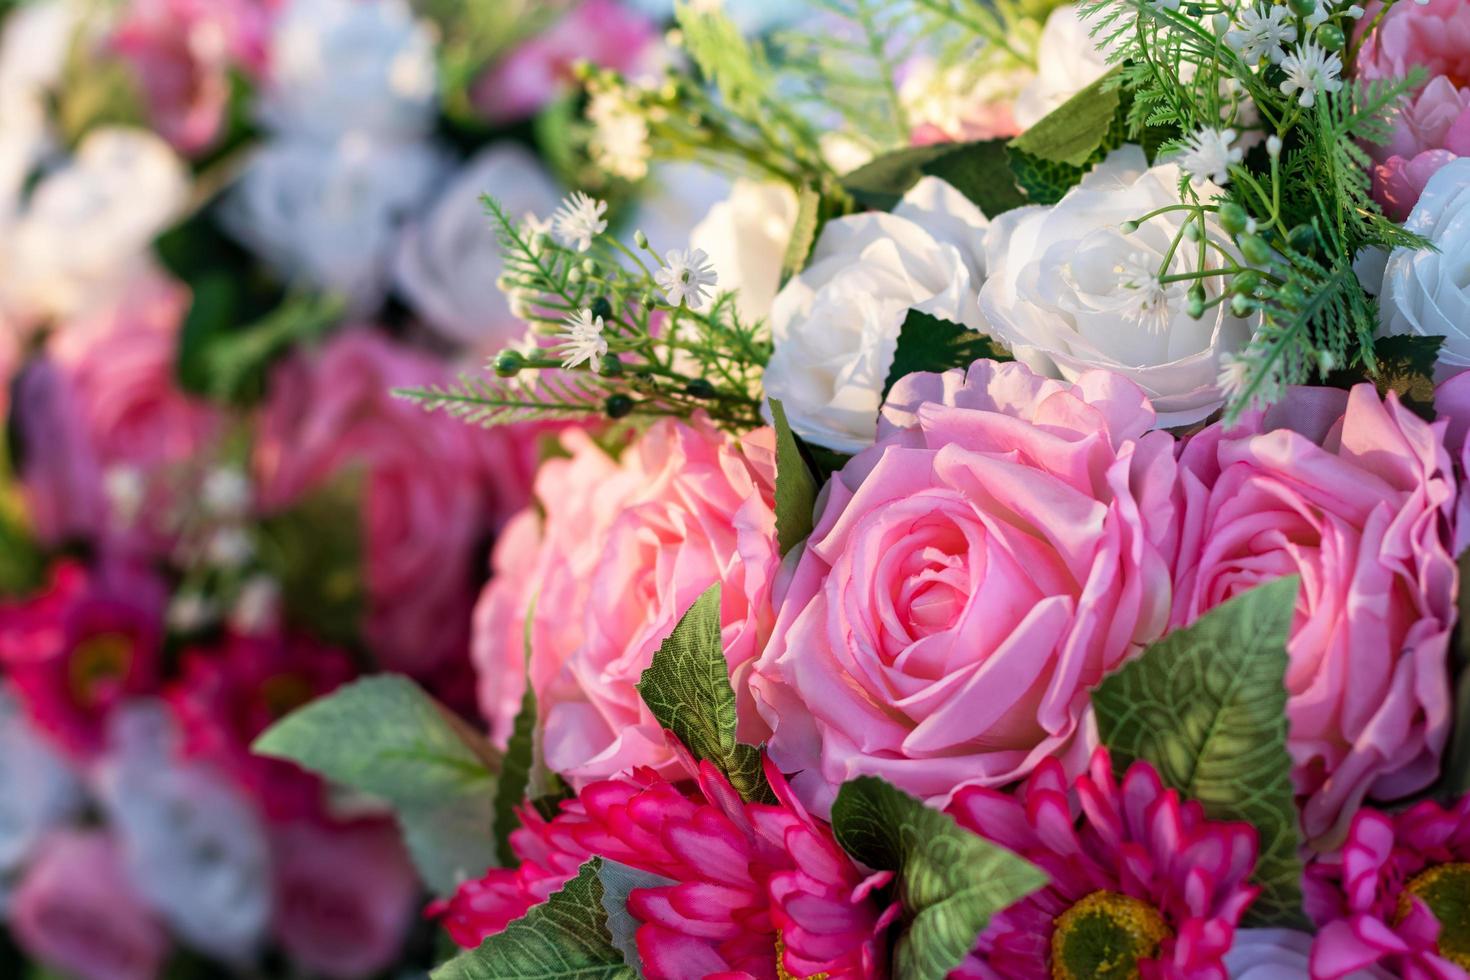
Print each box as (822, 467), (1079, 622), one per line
(1305, 795), (1470, 979)
(0, 559), (167, 757)
(1171, 384), (1457, 845)
(472, 418), (779, 786)
(435, 757), (895, 978)
(949, 748), (1260, 980)
(1356, 0), (1470, 89)
(254, 327), (538, 678)
(750, 359), (1180, 813)
(1369, 77), (1470, 221)
(270, 818), (419, 980)
(167, 630), (354, 820)
(469, 0), (661, 124)
(9, 830), (169, 980)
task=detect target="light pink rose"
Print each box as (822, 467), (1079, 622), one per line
(270, 819), (417, 980)
(254, 327), (539, 677)
(750, 359), (1180, 814)
(1171, 384), (1457, 846)
(1357, 0), (1470, 88)
(1369, 77), (1470, 220)
(472, 418), (780, 786)
(10, 830), (169, 980)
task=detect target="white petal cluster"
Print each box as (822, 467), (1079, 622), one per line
(552, 191), (611, 253)
(558, 308), (610, 371)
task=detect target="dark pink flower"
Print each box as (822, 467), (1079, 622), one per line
(1306, 796), (1470, 979)
(949, 748), (1259, 980)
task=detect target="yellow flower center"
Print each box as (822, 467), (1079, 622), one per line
(67, 632), (133, 707)
(1397, 862), (1470, 970)
(775, 932), (829, 980)
(1050, 891), (1171, 980)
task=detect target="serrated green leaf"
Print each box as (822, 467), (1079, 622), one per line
(1092, 576), (1306, 928)
(433, 859), (634, 980)
(494, 595), (551, 867)
(770, 399), (819, 557)
(1009, 68), (1122, 168)
(832, 776), (1047, 980)
(780, 185), (823, 285)
(253, 675), (499, 894)
(255, 471), (366, 649)
(883, 310), (1013, 400)
(636, 584), (775, 803)
(919, 140), (1028, 218)
(596, 860), (676, 974)
(840, 142), (968, 212)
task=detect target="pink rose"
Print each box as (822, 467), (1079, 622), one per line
(750, 359), (1180, 814)
(1357, 0), (1470, 88)
(270, 819), (418, 980)
(469, 0), (660, 124)
(472, 418), (780, 786)
(1370, 77), (1470, 220)
(254, 327), (538, 678)
(1171, 384), (1457, 845)
(9, 830), (169, 980)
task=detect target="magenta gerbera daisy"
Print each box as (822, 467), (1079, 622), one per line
(948, 747), (1260, 980)
(1306, 795), (1470, 979)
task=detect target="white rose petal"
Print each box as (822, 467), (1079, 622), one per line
(763, 176), (990, 452)
(1224, 929), (1394, 979)
(979, 146), (1256, 426)
(689, 179), (799, 322)
(1013, 5), (1113, 129)
(0, 688), (84, 886)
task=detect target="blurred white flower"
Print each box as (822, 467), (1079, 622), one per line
(201, 467), (252, 518)
(1280, 41), (1343, 108)
(688, 179), (799, 322)
(1013, 5), (1113, 128)
(1225, 5), (1298, 65)
(1178, 127), (1242, 186)
(655, 247), (718, 309)
(587, 88), (651, 182)
(0, 688), (84, 894)
(1379, 159), (1470, 376)
(230, 574), (282, 636)
(557, 308), (608, 371)
(552, 191), (609, 252)
(206, 526), (255, 569)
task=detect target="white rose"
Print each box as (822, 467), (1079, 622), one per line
(96, 702), (272, 963)
(689, 179), (799, 322)
(1379, 158), (1470, 377)
(763, 176), (989, 452)
(225, 133), (447, 311)
(628, 161), (734, 255)
(261, 0), (437, 141)
(1223, 929), (1393, 979)
(980, 146), (1255, 426)
(0, 127), (188, 321)
(0, 688), (84, 888)
(1013, 5), (1112, 129)
(393, 143), (560, 348)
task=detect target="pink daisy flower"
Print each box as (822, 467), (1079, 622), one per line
(948, 748), (1260, 980)
(434, 756), (896, 978)
(1306, 796), (1470, 979)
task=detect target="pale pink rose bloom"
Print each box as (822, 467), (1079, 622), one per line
(270, 819), (418, 980)
(10, 830), (169, 980)
(254, 327), (538, 677)
(1171, 384), (1457, 846)
(472, 418), (780, 786)
(1370, 77), (1470, 221)
(1357, 0), (1470, 88)
(470, 0), (660, 124)
(751, 359), (1180, 815)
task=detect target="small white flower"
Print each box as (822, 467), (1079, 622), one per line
(552, 191), (609, 252)
(201, 467), (251, 518)
(1280, 41), (1344, 108)
(1216, 351), (1252, 402)
(229, 575), (281, 636)
(104, 465), (146, 526)
(557, 308), (608, 371)
(1179, 127), (1243, 185)
(587, 89), (651, 182)
(1225, 5), (1298, 65)
(654, 247), (719, 309)
(206, 527), (254, 569)
(168, 593), (217, 633)
(1267, 135), (1284, 158)
(1113, 251), (1187, 332)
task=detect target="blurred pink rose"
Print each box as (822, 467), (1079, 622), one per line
(470, 0), (660, 123)
(1357, 0), (1470, 88)
(10, 830), (169, 980)
(1171, 385), (1457, 846)
(270, 819), (418, 980)
(1369, 77), (1470, 220)
(750, 359), (1180, 814)
(254, 327), (538, 677)
(472, 418), (780, 786)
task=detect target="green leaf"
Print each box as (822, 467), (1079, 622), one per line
(433, 859), (634, 980)
(840, 142), (969, 211)
(883, 310), (1013, 400)
(635, 584), (775, 803)
(1092, 576), (1306, 928)
(780, 185), (824, 285)
(255, 471), (366, 649)
(919, 140), (1029, 218)
(831, 776), (1047, 980)
(493, 594), (560, 867)
(1326, 333), (1443, 421)
(770, 399), (819, 558)
(253, 675), (500, 895)
(1009, 68), (1122, 168)
(596, 860), (677, 974)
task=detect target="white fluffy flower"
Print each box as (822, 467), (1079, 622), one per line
(1279, 41), (1343, 108)
(655, 247), (718, 309)
(97, 703), (273, 963)
(558, 308), (609, 371)
(0, 688), (83, 887)
(587, 88), (651, 182)
(979, 146), (1257, 427)
(1379, 159), (1470, 376)
(225, 134), (446, 311)
(763, 176), (989, 452)
(688, 179), (798, 323)
(260, 0), (437, 141)
(394, 143), (560, 348)
(1013, 5), (1114, 129)
(552, 191), (610, 253)
(1225, 5), (1298, 65)
(1178, 127), (1243, 186)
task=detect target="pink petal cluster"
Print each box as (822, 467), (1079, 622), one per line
(949, 748), (1260, 979)
(750, 359), (1180, 813)
(1305, 795), (1470, 978)
(1170, 385), (1457, 845)
(473, 418), (780, 787)
(435, 757), (895, 978)
(254, 327), (539, 680)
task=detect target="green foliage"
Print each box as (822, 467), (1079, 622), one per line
(841, 142), (975, 211)
(253, 675), (499, 895)
(831, 776), (1048, 979)
(1009, 69), (1123, 167)
(883, 310), (1013, 399)
(255, 472), (365, 650)
(919, 140), (1029, 217)
(770, 399), (819, 558)
(781, 185), (825, 284)
(635, 584), (775, 803)
(1324, 334), (1443, 420)
(1092, 577), (1306, 927)
(596, 860), (676, 974)
(179, 290), (343, 405)
(432, 859), (634, 980)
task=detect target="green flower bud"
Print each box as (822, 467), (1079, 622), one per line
(599, 354), (624, 377)
(684, 378), (716, 399)
(1316, 23), (1345, 49)
(1218, 202), (1250, 236)
(493, 350), (525, 378)
(1186, 284), (1207, 319)
(1289, 0), (1317, 17)
(1230, 293), (1254, 317)
(1287, 223), (1318, 254)
(1238, 233), (1274, 266)
(1230, 269), (1262, 296)
(605, 394), (635, 419)
(590, 296), (614, 321)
